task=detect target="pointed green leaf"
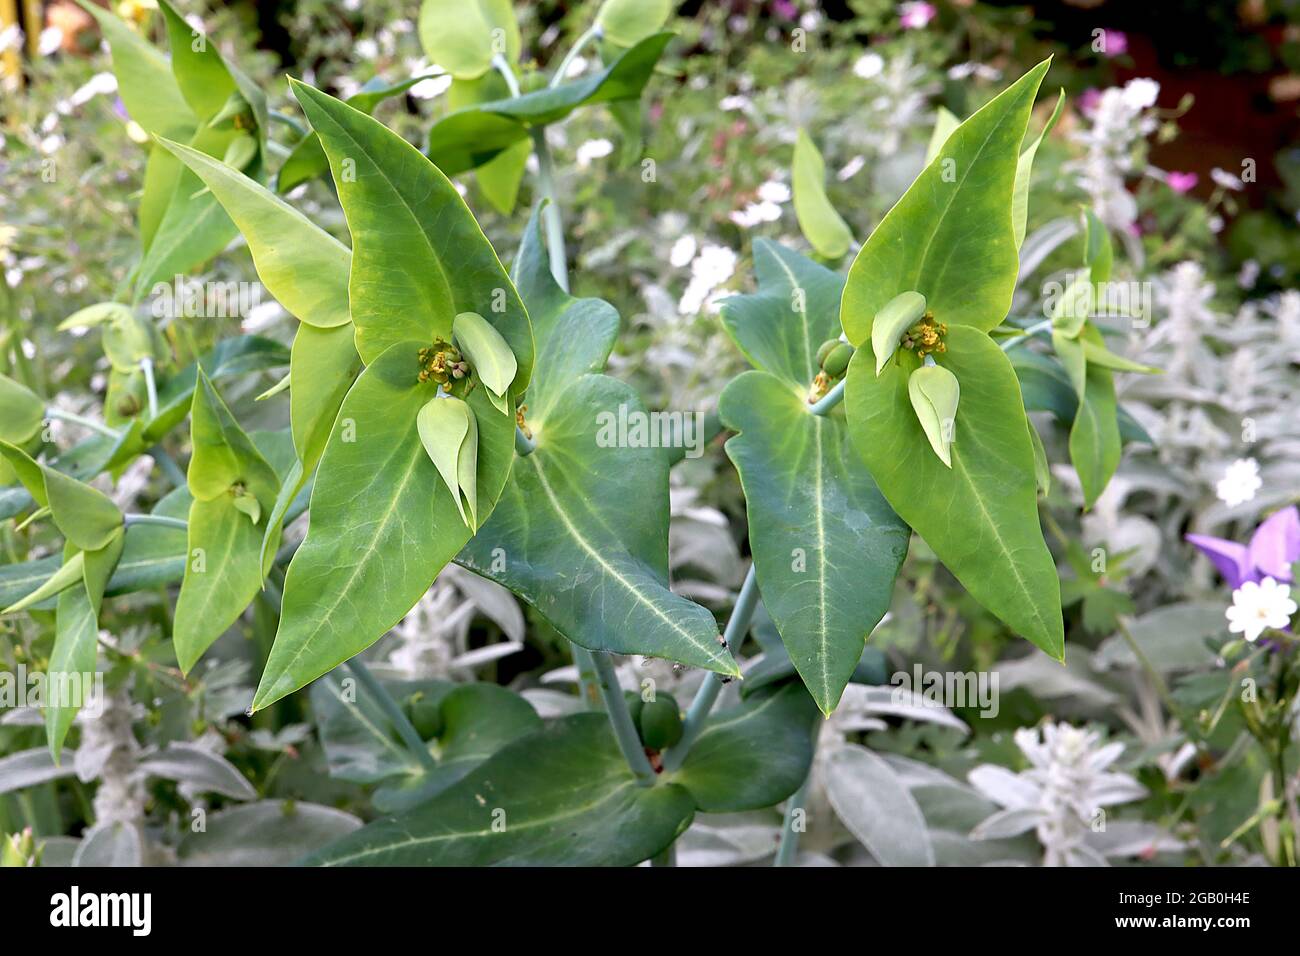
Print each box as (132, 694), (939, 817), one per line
(1012, 89), (1065, 248)
(416, 396), (476, 530)
(158, 0), (236, 120)
(792, 129), (853, 260)
(924, 105), (960, 166)
(718, 238), (844, 387)
(1011, 349), (1151, 445)
(186, 371), (278, 504)
(1028, 419), (1051, 497)
(1069, 328), (1121, 510)
(597, 0), (673, 46)
(908, 363), (961, 468)
(289, 324), (363, 469)
(0, 442), (122, 551)
(844, 328), (1064, 659)
(157, 138), (352, 328)
(2, 551), (85, 615)
(720, 371), (908, 713)
(291, 81), (533, 385)
(1083, 208), (1114, 285)
(1080, 340), (1162, 375)
(252, 344), (515, 711)
(303, 714), (694, 866)
(0, 373), (44, 445)
(672, 684), (819, 811)
(841, 60), (1051, 343)
(417, 0), (520, 81)
(452, 310), (517, 400)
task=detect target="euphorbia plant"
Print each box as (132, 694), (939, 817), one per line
(1, 1), (1165, 867)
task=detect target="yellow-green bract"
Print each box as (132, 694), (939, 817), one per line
(907, 364), (960, 468)
(416, 396), (480, 531)
(871, 291), (927, 375)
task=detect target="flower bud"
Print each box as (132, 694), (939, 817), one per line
(822, 342), (855, 378)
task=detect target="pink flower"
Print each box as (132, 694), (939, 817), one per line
(1077, 88), (1102, 115)
(899, 2), (936, 30)
(1166, 171), (1198, 194)
(1101, 29), (1128, 58)
(772, 0), (798, 21)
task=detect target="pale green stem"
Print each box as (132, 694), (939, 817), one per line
(140, 356), (158, 421)
(807, 377), (845, 415)
(345, 658), (439, 773)
(45, 406), (118, 439)
(549, 25), (603, 88)
(123, 514), (188, 531)
(150, 445), (187, 487)
(514, 426), (536, 456)
(531, 129), (570, 293)
(774, 733), (817, 867)
(999, 317), (1052, 352)
(590, 650), (656, 785)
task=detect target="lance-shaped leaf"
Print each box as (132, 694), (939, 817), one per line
(1012, 90), (1066, 248)
(792, 129), (853, 260)
(157, 138), (352, 328)
(304, 714), (695, 866)
(446, 74), (530, 216)
(174, 374), (281, 673)
(416, 396), (479, 531)
(252, 345), (515, 711)
(158, 0), (267, 134)
(2, 551), (85, 615)
(0, 442), (123, 551)
(417, 0), (520, 81)
(718, 242), (908, 712)
(908, 363), (961, 468)
(279, 75), (429, 194)
(924, 106), (960, 166)
(47, 533), (124, 759)
(292, 79), (533, 383)
(1069, 327), (1121, 511)
(721, 373), (908, 712)
(719, 238), (845, 387)
(0, 374), (45, 446)
(457, 208), (734, 675)
(1011, 349), (1151, 445)
(452, 310), (517, 411)
(671, 683), (819, 811)
(841, 59), (1051, 343)
(426, 33), (672, 176)
(598, 0), (673, 46)
(844, 328), (1064, 659)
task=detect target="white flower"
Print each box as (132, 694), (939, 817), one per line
(853, 53), (884, 79)
(1215, 457), (1261, 507)
(564, 55), (589, 78)
(1210, 166), (1244, 191)
(669, 235), (697, 269)
(719, 94), (752, 112)
(1121, 77), (1160, 110)
(575, 138), (614, 169)
(1226, 577), (1296, 643)
(409, 72), (452, 100)
(969, 722), (1147, 866)
(757, 180), (791, 204)
(678, 243), (737, 315)
(71, 72), (118, 107)
(0, 24), (23, 56)
(837, 155), (866, 181)
(729, 201), (782, 228)
(38, 26), (63, 57)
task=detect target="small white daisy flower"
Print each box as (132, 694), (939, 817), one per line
(1226, 577), (1297, 643)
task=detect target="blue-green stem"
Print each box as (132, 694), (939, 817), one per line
(999, 317), (1052, 352)
(549, 25), (603, 89)
(45, 406), (118, 440)
(514, 425), (536, 456)
(345, 658), (439, 773)
(662, 379), (846, 772)
(774, 724), (820, 866)
(150, 445), (186, 487)
(123, 513), (187, 531)
(590, 650), (656, 785)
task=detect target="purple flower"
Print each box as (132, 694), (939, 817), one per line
(772, 0), (798, 21)
(899, 2), (936, 30)
(1187, 506), (1300, 590)
(1101, 29), (1128, 58)
(1166, 171), (1198, 194)
(1077, 87), (1102, 116)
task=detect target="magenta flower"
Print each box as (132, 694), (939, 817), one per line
(899, 2), (936, 30)
(1101, 29), (1128, 58)
(1166, 171), (1198, 194)
(1077, 88), (1102, 116)
(1187, 506), (1300, 590)
(772, 0), (798, 21)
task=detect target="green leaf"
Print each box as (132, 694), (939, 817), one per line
(792, 130), (853, 260)
(312, 673), (443, 784)
(1080, 340), (1162, 375)
(1012, 90), (1065, 248)
(417, 0), (520, 80)
(1010, 349), (1151, 445)
(157, 138), (352, 328)
(2, 551), (85, 615)
(304, 714), (694, 866)
(1083, 207), (1114, 286)
(452, 310), (517, 400)
(186, 371), (279, 505)
(252, 345), (515, 711)
(416, 396), (479, 530)
(1069, 328), (1121, 510)
(924, 106), (960, 166)
(292, 80), (533, 386)
(425, 33), (672, 176)
(841, 60), (1051, 343)
(158, 0), (236, 121)
(718, 238), (843, 387)
(844, 328), (1064, 659)
(1028, 419), (1051, 497)
(597, 0), (673, 46)
(719, 372), (908, 713)
(0, 442), (123, 551)
(908, 363), (961, 468)
(289, 324), (362, 470)
(48, 532), (124, 759)
(672, 684), (818, 811)
(0, 373), (45, 445)
(75, 0), (196, 138)
(177, 801), (362, 867)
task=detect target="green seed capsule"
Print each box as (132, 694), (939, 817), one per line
(822, 342), (855, 378)
(404, 693), (444, 741)
(872, 290), (928, 375)
(815, 338), (841, 368)
(637, 692), (683, 750)
(623, 691), (645, 728)
(908, 364), (960, 468)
